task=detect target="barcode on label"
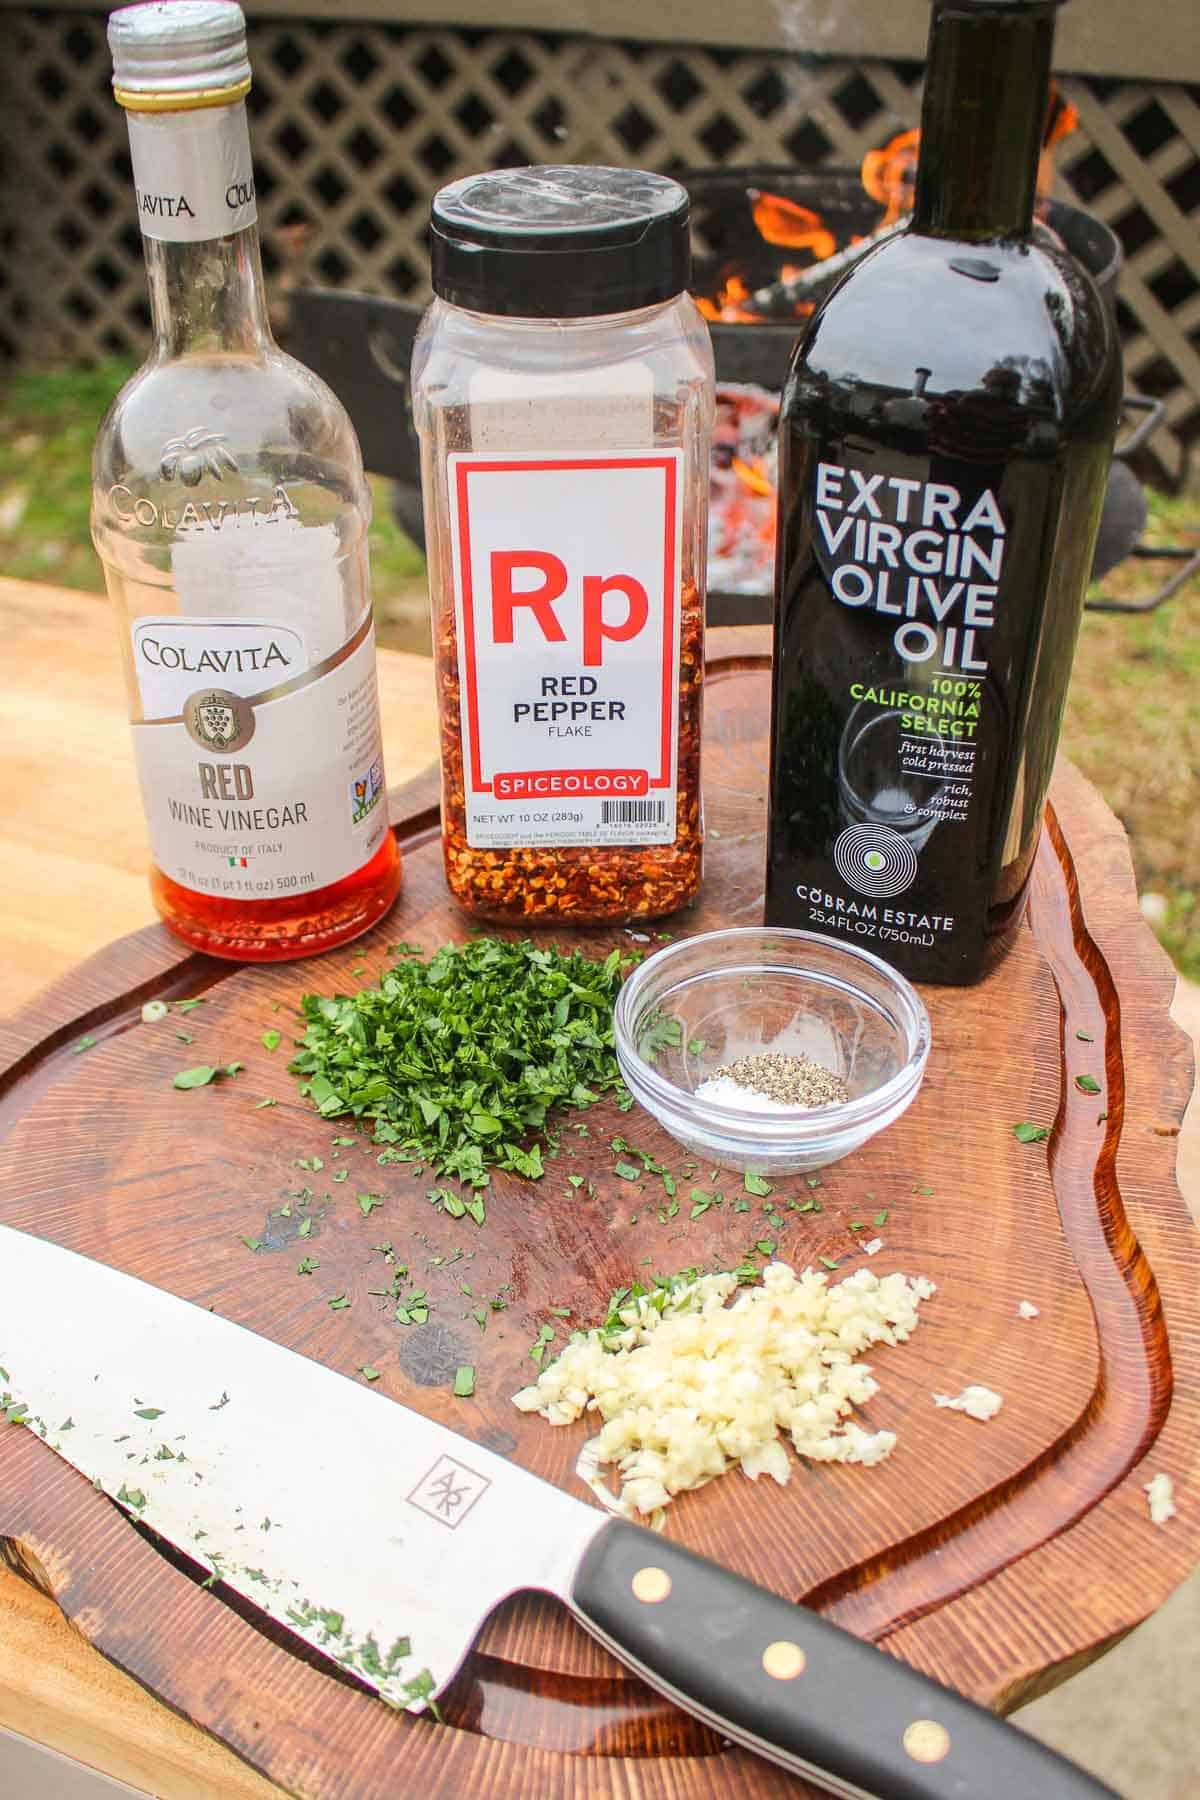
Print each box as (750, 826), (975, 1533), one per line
(601, 800), (668, 825)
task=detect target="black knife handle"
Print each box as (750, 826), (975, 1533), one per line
(569, 1520), (1117, 1799)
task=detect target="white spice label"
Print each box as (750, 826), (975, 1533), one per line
(447, 449), (683, 849)
(129, 615), (388, 900)
(468, 363), (653, 451)
(126, 104), (257, 243)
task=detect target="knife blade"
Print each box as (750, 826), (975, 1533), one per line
(0, 1225), (1114, 1799)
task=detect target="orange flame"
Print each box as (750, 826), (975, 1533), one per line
(696, 85), (1079, 326)
(749, 191), (837, 261)
(860, 127), (921, 227)
(731, 454), (774, 498)
(696, 272), (763, 324)
(1043, 87), (1080, 151)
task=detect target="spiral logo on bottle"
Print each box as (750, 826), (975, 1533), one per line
(833, 824), (918, 897)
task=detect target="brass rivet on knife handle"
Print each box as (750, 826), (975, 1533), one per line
(761, 1640), (807, 1680)
(631, 1566), (672, 1604)
(903, 1720), (952, 1764)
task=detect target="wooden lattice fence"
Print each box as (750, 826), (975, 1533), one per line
(3, 7), (1199, 476)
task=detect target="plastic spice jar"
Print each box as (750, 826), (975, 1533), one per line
(411, 165), (715, 924)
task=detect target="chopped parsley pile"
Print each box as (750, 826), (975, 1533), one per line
(290, 938), (629, 1186)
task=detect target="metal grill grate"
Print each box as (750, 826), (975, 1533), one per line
(4, 9), (1200, 476)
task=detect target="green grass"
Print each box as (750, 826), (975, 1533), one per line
(2, 361), (1197, 975)
(0, 362), (129, 588)
(1061, 487), (1200, 981)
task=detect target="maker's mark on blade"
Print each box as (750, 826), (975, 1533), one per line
(406, 1452), (492, 1529)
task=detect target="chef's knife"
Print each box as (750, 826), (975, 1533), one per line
(0, 1226), (1113, 1799)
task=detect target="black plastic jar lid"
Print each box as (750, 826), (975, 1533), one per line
(429, 165), (691, 319)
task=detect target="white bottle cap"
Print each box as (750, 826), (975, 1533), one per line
(108, 1), (252, 108)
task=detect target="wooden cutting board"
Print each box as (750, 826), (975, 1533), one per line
(1, 640), (1197, 1800)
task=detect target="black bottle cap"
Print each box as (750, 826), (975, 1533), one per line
(430, 165), (691, 319)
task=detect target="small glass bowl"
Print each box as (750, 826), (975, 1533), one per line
(613, 928), (930, 1175)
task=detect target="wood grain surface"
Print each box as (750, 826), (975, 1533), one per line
(0, 641), (1196, 1799)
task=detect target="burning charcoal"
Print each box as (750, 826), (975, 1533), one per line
(708, 383), (780, 596)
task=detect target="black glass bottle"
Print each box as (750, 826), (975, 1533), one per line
(765, 0), (1122, 984)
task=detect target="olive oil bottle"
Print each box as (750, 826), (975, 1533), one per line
(766, 0), (1122, 983)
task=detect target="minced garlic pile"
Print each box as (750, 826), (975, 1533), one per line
(512, 1261), (935, 1519)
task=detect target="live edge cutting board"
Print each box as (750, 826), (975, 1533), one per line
(0, 640), (1197, 1800)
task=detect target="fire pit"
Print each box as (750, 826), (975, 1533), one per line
(691, 163), (1141, 621)
(287, 147), (1196, 622)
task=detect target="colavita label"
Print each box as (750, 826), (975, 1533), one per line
(126, 104), (257, 244)
(130, 614), (388, 900)
(447, 451), (683, 849)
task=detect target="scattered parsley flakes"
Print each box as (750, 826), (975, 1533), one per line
(1075, 1074), (1102, 1096)
(754, 1239), (776, 1255)
(743, 1171), (771, 1197)
(428, 1186), (465, 1218)
(173, 1063), (244, 1090)
(614, 1161), (642, 1182)
(297, 1256), (319, 1275)
(1076, 1029), (1095, 1042)
(1013, 1121), (1050, 1144)
(819, 1255), (840, 1271)
(393, 1289), (429, 1325)
(69, 1036), (96, 1055)
(873, 1209), (889, 1228)
(328, 1294), (351, 1311)
(359, 1365), (381, 1382)
(453, 1365), (475, 1398)
(262, 1029), (282, 1052)
(296, 1155), (324, 1172)
(241, 1235), (263, 1252)
(298, 1217), (313, 1239)
(133, 1407), (164, 1420)
(176, 998), (205, 1013)
(254, 1096), (276, 1109)
(357, 1192), (384, 1217)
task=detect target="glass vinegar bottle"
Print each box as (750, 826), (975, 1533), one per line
(92, 1), (399, 960)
